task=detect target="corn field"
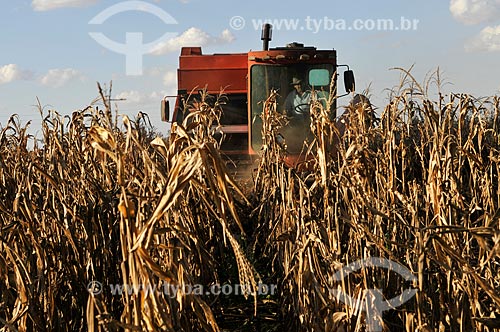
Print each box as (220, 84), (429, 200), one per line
(1, 74), (500, 331)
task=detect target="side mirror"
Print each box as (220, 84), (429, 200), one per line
(161, 98), (170, 122)
(343, 70), (355, 93)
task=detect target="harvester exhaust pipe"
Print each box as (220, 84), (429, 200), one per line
(261, 23), (272, 51)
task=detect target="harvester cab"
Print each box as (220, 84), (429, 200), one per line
(161, 23), (355, 165)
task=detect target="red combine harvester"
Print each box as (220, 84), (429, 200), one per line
(161, 24), (355, 168)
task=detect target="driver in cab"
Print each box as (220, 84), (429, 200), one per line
(284, 77), (311, 117)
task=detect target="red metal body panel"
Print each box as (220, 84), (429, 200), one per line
(247, 49), (336, 65)
(178, 51), (247, 94)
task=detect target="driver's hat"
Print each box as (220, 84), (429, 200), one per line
(290, 77), (302, 85)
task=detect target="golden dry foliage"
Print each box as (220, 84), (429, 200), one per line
(0, 91), (256, 331)
(1, 74), (500, 332)
(252, 71), (500, 331)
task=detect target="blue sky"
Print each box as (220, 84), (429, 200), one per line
(1, 0), (500, 136)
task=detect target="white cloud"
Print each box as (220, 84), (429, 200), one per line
(449, 0), (500, 25)
(145, 66), (166, 77)
(0, 64), (23, 84)
(163, 71), (177, 90)
(0, 64), (34, 84)
(32, 0), (100, 11)
(40, 68), (83, 87)
(115, 90), (164, 106)
(151, 27), (235, 55)
(465, 25), (500, 51)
